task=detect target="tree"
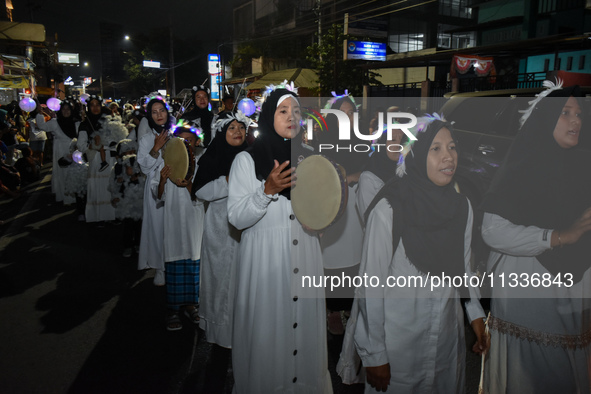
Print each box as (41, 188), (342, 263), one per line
(306, 24), (381, 97)
(123, 50), (162, 97)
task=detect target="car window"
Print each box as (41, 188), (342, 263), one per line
(442, 97), (510, 134)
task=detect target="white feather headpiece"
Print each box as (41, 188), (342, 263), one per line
(324, 89), (359, 109)
(212, 110), (254, 134)
(518, 78), (563, 128)
(262, 79), (298, 100)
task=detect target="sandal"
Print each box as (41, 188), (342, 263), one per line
(166, 313), (183, 331)
(184, 305), (200, 324)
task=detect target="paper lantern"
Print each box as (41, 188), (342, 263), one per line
(238, 98), (256, 116)
(46, 97), (61, 111)
(80, 93), (90, 105)
(72, 150), (85, 164)
(19, 97), (36, 112)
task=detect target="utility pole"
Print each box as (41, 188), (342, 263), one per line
(169, 15), (176, 97)
(317, 0), (322, 61)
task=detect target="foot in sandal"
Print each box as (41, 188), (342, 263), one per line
(184, 305), (200, 324)
(166, 312), (183, 331)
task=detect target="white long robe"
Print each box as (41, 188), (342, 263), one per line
(137, 120), (165, 271)
(227, 152), (332, 394)
(482, 213), (591, 394)
(353, 198), (484, 393)
(36, 114), (77, 204)
(320, 183), (363, 270)
(196, 176), (240, 348)
(79, 128), (116, 222)
(149, 162), (204, 262)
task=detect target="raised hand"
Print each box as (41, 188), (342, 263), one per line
(264, 160), (294, 195)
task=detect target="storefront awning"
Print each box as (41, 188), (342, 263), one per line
(245, 68), (318, 90)
(220, 73), (262, 86)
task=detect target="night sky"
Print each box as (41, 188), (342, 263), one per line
(12, 0), (233, 90)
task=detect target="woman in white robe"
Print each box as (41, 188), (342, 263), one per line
(227, 87), (332, 393)
(480, 82), (591, 393)
(353, 118), (487, 393)
(137, 97), (171, 286)
(36, 99), (80, 204)
(78, 95), (126, 223)
(194, 112), (250, 348)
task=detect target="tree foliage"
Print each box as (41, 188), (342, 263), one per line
(229, 43), (264, 77)
(306, 24), (381, 97)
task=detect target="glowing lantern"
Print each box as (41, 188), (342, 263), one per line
(19, 97), (36, 112)
(238, 98), (256, 116)
(80, 93), (90, 105)
(72, 150), (85, 164)
(46, 97), (61, 111)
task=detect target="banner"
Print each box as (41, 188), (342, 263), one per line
(0, 75), (28, 88)
(451, 55), (495, 78)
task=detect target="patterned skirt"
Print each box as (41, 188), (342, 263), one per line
(165, 259), (200, 310)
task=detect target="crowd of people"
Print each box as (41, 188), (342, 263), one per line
(2, 78), (589, 393)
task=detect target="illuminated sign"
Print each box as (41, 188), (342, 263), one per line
(64, 76), (74, 86)
(345, 40), (386, 61)
(83, 77), (93, 86)
(143, 60), (160, 68)
(58, 52), (79, 65)
(208, 54), (220, 75)
(210, 74), (221, 101)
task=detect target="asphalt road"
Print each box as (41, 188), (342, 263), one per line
(0, 164), (481, 393)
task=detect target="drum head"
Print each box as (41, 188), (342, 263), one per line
(292, 155), (344, 231)
(163, 137), (189, 181)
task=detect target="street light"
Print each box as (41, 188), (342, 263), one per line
(124, 35), (130, 40)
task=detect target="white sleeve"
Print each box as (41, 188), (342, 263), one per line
(195, 176), (228, 202)
(77, 129), (89, 153)
(482, 212), (552, 257)
(36, 114), (57, 133)
(462, 200), (485, 323)
(356, 171), (384, 223)
(137, 131), (160, 175)
(227, 152), (276, 230)
(353, 199), (392, 367)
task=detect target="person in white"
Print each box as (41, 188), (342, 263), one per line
(77, 95), (127, 223)
(152, 126), (204, 332)
(479, 81), (591, 393)
(194, 111), (250, 347)
(137, 97), (170, 286)
(227, 86), (332, 393)
(36, 99), (80, 205)
(353, 117), (488, 393)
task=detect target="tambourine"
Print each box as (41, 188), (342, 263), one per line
(163, 136), (196, 182)
(291, 155), (348, 231)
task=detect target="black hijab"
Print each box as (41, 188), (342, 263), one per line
(146, 98), (172, 133)
(81, 96), (109, 133)
(480, 85), (591, 282)
(194, 112), (249, 192)
(180, 86), (214, 147)
(363, 130), (406, 184)
(57, 101), (77, 139)
(365, 120), (469, 287)
(318, 95), (368, 175)
(248, 88), (301, 200)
